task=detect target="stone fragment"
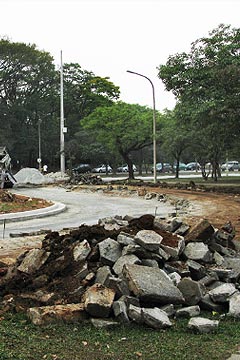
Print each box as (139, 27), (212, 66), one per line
(135, 230), (163, 251)
(183, 242), (212, 263)
(177, 278), (203, 306)
(199, 294), (225, 313)
(72, 240), (91, 262)
(228, 291), (240, 318)
(176, 305), (200, 318)
(168, 272), (181, 285)
(90, 318), (119, 328)
(187, 260), (206, 280)
(106, 275), (130, 297)
(17, 249), (50, 274)
(112, 299), (129, 323)
(98, 238), (122, 266)
(160, 304), (175, 317)
(185, 219), (215, 243)
(117, 232), (136, 246)
(142, 307), (172, 329)
(187, 317), (219, 333)
(113, 255), (141, 276)
(141, 259), (159, 268)
(27, 303), (88, 325)
(164, 261), (190, 277)
(128, 304), (143, 324)
(84, 283), (115, 318)
(123, 264), (184, 305)
(214, 229), (234, 247)
(174, 223), (190, 236)
(95, 266), (112, 285)
(160, 234), (185, 259)
(208, 283), (237, 303)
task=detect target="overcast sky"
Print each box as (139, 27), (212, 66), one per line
(1, 0), (239, 110)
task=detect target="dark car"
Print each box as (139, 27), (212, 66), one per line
(72, 164), (91, 174)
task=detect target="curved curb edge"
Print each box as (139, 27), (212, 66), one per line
(0, 202), (67, 223)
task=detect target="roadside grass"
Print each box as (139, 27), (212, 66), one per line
(1, 312), (240, 360)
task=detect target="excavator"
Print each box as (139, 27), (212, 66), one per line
(0, 147), (17, 189)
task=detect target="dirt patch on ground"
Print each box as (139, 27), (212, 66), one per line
(0, 190), (52, 214)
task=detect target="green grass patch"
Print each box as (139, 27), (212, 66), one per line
(0, 312), (240, 359)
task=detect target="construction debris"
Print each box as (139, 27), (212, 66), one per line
(0, 215), (239, 333)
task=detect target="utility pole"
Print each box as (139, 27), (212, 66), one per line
(60, 50), (65, 174)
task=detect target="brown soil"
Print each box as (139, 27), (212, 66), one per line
(0, 190), (52, 213)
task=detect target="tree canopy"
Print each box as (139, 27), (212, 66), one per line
(81, 102), (158, 178)
(158, 24), (240, 179)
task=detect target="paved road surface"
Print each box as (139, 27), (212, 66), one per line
(2, 186), (174, 238)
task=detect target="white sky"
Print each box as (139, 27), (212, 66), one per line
(0, 0), (239, 111)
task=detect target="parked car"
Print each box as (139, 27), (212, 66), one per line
(221, 161), (240, 171)
(185, 162), (201, 171)
(152, 163), (172, 173)
(173, 162), (187, 171)
(117, 164), (137, 172)
(72, 163), (92, 174)
(92, 164), (112, 173)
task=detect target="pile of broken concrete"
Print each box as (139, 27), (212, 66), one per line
(0, 214), (240, 333)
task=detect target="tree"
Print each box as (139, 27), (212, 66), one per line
(160, 109), (192, 178)
(158, 24), (240, 179)
(62, 63), (120, 140)
(81, 102), (157, 179)
(0, 38), (58, 167)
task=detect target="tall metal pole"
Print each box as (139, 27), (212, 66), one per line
(127, 70), (157, 183)
(60, 50), (65, 174)
(38, 118), (42, 172)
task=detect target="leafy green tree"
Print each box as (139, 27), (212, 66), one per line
(158, 24), (240, 179)
(0, 38), (58, 167)
(160, 109), (192, 178)
(81, 102), (157, 179)
(62, 63), (120, 140)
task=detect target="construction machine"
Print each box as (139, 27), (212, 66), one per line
(0, 147), (17, 189)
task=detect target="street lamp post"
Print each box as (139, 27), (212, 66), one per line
(127, 70), (157, 183)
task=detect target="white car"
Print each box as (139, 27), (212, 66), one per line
(117, 164), (137, 172)
(92, 164), (112, 173)
(221, 161), (240, 171)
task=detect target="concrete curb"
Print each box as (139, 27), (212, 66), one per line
(0, 202), (67, 223)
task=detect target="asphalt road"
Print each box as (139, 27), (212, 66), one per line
(3, 186), (175, 238)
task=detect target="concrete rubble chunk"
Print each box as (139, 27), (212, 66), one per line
(185, 219), (215, 243)
(183, 242), (212, 263)
(177, 278), (203, 306)
(160, 235), (185, 259)
(176, 305), (200, 318)
(128, 304), (143, 324)
(117, 232), (136, 246)
(17, 249), (50, 274)
(208, 283), (237, 303)
(112, 254), (141, 276)
(27, 303), (88, 325)
(72, 239), (91, 262)
(106, 275), (130, 297)
(187, 316), (219, 333)
(84, 283), (115, 318)
(199, 294), (225, 313)
(174, 223), (190, 236)
(112, 299), (130, 323)
(95, 266), (112, 285)
(228, 291), (240, 318)
(90, 318), (119, 328)
(142, 307), (172, 329)
(187, 260), (206, 281)
(98, 238), (122, 266)
(123, 264), (184, 305)
(135, 230), (163, 251)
